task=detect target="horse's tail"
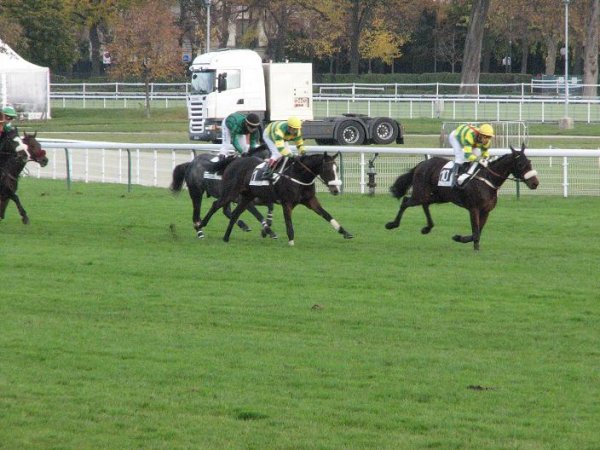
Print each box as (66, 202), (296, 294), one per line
(170, 162), (191, 193)
(390, 168), (415, 199)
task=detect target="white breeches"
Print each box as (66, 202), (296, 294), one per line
(263, 129), (290, 161)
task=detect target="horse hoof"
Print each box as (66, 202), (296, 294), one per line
(22, 217), (30, 225)
(261, 229), (267, 238)
(196, 230), (205, 239)
(385, 222), (397, 230)
(421, 226), (431, 234)
(344, 232), (354, 239)
(223, 236), (230, 243)
(270, 233), (278, 240)
(452, 235), (462, 242)
(288, 240), (295, 246)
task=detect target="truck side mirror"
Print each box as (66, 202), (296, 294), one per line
(217, 73), (227, 92)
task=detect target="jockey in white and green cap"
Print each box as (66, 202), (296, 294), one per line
(1, 106), (28, 153)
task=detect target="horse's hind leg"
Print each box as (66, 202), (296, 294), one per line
(246, 203), (277, 239)
(385, 196), (417, 230)
(420, 204), (434, 234)
(189, 190), (204, 237)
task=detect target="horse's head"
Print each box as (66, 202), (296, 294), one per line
(509, 143), (539, 190)
(21, 132), (48, 167)
(320, 152), (343, 195)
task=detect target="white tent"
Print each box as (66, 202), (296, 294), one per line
(0, 39), (51, 119)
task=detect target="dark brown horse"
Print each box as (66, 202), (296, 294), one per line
(0, 132), (48, 224)
(385, 144), (539, 250)
(199, 153), (353, 245)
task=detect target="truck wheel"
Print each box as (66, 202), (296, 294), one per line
(371, 118), (399, 145)
(335, 120), (365, 145)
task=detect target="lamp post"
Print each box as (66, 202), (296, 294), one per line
(561, 0), (573, 128)
(204, 0), (212, 52)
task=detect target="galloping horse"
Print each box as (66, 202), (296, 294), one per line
(385, 144), (539, 250)
(0, 131), (49, 224)
(170, 147), (276, 239)
(199, 153), (353, 245)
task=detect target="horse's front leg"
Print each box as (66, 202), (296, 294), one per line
(452, 208), (481, 250)
(305, 197), (353, 240)
(197, 199), (225, 238)
(8, 192), (28, 224)
(223, 196), (253, 242)
(223, 202), (251, 232)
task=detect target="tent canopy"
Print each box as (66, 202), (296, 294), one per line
(0, 39), (51, 119)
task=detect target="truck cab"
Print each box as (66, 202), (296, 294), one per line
(188, 49), (266, 141)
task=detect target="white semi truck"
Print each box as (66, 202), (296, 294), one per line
(187, 48), (403, 146)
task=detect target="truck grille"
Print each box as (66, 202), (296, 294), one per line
(188, 96), (206, 132)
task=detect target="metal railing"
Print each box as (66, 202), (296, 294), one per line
(49, 82), (600, 122)
(31, 139), (600, 197)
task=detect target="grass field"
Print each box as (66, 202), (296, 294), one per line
(1, 179), (598, 449)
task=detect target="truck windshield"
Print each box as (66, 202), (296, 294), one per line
(190, 69), (215, 95)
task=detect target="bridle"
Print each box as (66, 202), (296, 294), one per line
(278, 156), (342, 188)
(475, 153), (537, 189)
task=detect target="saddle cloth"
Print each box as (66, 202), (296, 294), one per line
(437, 161), (456, 187)
(249, 162), (273, 186)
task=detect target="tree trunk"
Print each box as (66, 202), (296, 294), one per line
(459, 0), (491, 95)
(89, 24), (102, 76)
(520, 38), (529, 74)
(349, 1), (361, 75)
(583, 0), (599, 97)
(545, 37), (557, 76)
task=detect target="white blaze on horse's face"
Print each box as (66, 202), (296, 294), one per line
(327, 162), (342, 195)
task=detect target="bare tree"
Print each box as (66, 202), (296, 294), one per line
(459, 0), (491, 95)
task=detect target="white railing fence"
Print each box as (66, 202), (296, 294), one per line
(49, 82), (600, 123)
(30, 140), (600, 198)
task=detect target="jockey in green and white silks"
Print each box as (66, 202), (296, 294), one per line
(263, 116), (306, 169)
(218, 112), (261, 157)
(0, 106), (28, 153)
(449, 123), (494, 187)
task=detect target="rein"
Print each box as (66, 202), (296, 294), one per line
(279, 157), (332, 187)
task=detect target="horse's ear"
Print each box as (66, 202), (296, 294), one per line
(521, 142), (526, 153)
(510, 145), (516, 155)
(334, 151), (340, 160)
(33, 131), (37, 138)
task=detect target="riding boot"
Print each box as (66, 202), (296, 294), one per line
(450, 164), (460, 188)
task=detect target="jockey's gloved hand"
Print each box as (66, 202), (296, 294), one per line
(479, 158), (489, 167)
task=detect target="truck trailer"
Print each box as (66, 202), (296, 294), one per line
(187, 49), (403, 146)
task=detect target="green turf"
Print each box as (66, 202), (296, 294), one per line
(1, 179), (598, 449)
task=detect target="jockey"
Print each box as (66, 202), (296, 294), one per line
(449, 123), (494, 187)
(263, 116), (306, 176)
(218, 112), (262, 157)
(0, 105), (27, 154)
(0, 105), (17, 138)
